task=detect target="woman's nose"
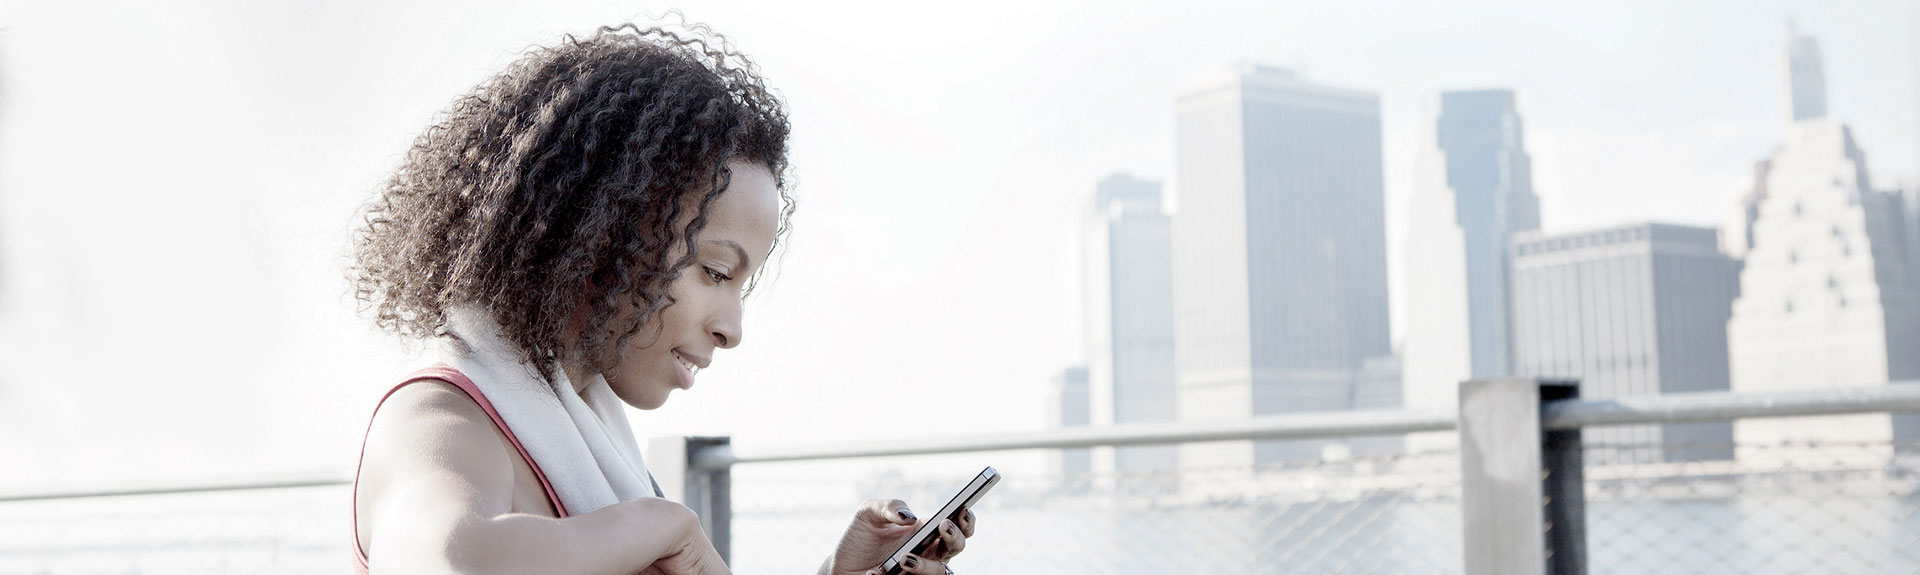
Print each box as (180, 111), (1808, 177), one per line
(709, 295), (743, 349)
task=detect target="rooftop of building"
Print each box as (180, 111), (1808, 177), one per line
(1513, 222), (1721, 258)
(1175, 62), (1378, 111)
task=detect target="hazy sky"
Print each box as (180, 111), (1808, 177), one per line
(0, 0), (1912, 490)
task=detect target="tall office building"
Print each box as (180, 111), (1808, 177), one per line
(1512, 224), (1740, 463)
(1400, 90), (1537, 453)
(1082, 174), (1178, 490)
(1173, 65), (1391, 467)
(1047, 366), (1091, 489)
(1438, 90), (1540, 379)
(1728, 31), (1920, 458)
(1401, 120), (1473, 453)
(1787, 28), (1829, 123)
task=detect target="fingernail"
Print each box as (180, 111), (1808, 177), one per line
(898, 508), (917, 521)
(943, 520), (956, 533)
(904, 555), (921, 568)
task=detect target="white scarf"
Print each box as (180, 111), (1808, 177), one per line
(439, 305), (661, 515)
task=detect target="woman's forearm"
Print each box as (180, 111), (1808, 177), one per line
(483, 498), (695, 573)
(380, 497), (706, 575)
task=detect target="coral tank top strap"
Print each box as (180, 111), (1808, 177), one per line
(351, 364), (570, 574)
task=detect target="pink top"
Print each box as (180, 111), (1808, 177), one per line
(351, 365), (569, 574)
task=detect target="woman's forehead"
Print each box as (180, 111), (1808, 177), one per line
(700, 161), (780, 264)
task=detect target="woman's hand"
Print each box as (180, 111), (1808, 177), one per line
(636, 504), (728, 575)
(825, 499), (976, 575)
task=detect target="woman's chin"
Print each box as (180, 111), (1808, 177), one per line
(610, 382), (671, 410)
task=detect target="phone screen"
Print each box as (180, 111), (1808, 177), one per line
(882, 466), (999, 574)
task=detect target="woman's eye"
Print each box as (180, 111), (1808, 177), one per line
(705, 267), (733, 283)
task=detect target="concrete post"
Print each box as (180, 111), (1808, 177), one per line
(649, 436), (733, 563)
(1461, 378), (1586, 575)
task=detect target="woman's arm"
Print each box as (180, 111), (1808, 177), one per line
(360, 382), (725, 575)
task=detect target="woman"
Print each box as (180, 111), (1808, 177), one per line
(348, 23), (973, 574)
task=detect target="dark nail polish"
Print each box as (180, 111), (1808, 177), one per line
(904, 555), (921, 568)
(898, 508), (917, 521)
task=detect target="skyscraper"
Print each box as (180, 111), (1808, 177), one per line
(1401, 114), (1472, 453)
(1437, 90), (1540, 380)
(1727, 32), (1920, 459)
(1401, 90), (1537, 453)
(1082, 174), (1177, 490)
(1512, 224), (1740, 463)
(1786, 27), (1829, 123)
(1173, 65), (1390, 466)
(1047, 366), (1091, 489)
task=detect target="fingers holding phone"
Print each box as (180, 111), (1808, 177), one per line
(933, 511), (975, 561)
(867, 553), (949, 575)
(878, 467), (996, 575)
(925, 517), (966, 560)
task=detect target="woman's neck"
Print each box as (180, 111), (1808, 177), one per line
(559, 362), (594, 395)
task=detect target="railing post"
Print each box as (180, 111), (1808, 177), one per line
(1539, 382), (1587, 575)
(1461, 378), (1585, 575)
(649, 436), (733, 563)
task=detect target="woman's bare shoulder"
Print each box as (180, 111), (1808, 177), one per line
(362, 379), (517, 485)
(357, 379), (523, 556)
(370, 380), (493, 437)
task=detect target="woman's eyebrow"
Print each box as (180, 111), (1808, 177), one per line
(704, 239), (749, 268)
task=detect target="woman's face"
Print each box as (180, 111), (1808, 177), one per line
(606, 160), (780, 409)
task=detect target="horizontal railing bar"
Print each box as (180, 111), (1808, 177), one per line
(20, 384), (1913, 498)
(1542, 381), (1920, 430)
(0, 477), (351, 503)
(694, 409), (1458, 470)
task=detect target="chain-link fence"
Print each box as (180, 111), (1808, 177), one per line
(727, 448), (1464, 575)
(7, 382), (1920, 575)
(1570, 438), (1920, 575)
(1, 441), (1916, 574)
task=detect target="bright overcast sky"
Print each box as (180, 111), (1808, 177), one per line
(0, 0), (1912, 489)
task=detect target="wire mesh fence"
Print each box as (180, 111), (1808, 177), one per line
(2, 437), (1915, 574)
(727, 447), (1464, 575)
(1566, 438), (1920, 575)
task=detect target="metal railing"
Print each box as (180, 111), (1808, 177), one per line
(657, 379), (1920, 575)
(4, 380), (1918, 574)
(0, 476), (350, 503)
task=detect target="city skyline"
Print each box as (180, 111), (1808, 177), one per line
(0, 1), (1914, 491)
(1062, 24), (1920, 470)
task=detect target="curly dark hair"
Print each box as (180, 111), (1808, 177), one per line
(351, 22), (792, 379)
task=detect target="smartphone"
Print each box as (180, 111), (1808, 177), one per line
(881, 466), (1000, 575)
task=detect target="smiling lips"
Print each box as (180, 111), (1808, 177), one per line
(671, 350), (709, 390)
